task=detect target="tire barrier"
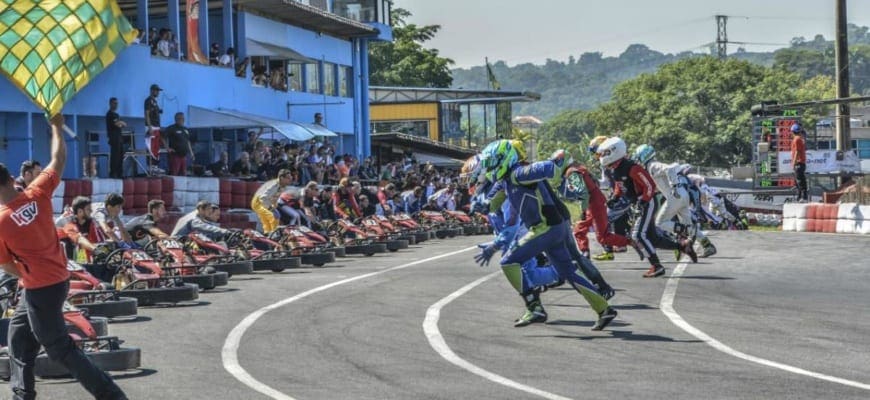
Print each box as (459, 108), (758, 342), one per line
(782, 202), (870, 234)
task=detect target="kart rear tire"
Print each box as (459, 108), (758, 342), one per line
(210, 261), (254, 276)
(462, 226), (476, 236)
(399, 234), (417, 245)
(0, 346), (142, 379)
(252, 257), (302, 272)
(380, 240), (409, 252)
(435, 229), (450, 239)
(414, 232), (429, 243)
(120, 283), (199, 306)
(77, 297), (138, 319)
(181, 274), (216, 290)
(326, 246), (346, 257)
(300, 252), (336, 266)
(344, 243), (387, 256)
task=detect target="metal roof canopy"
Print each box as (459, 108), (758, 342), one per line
(245, 39), (317, 63)
(237, 0), (378, 38)
(414, 152), (464, 167)
(188, 105), (315, 141)
(369, 86), (541, 104)
(371, 132), (475, 159)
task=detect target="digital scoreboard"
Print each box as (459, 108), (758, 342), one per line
(751, 108), (800, 189)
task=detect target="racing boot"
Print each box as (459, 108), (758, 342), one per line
(679, 239), (698, 263)
(642, 254), (666, 278)
(592, 306), (618, 331)
(592, 251), (614, 261)
(597, 283), (616, 300)
(699, 237), (717, 258)
(514, 290), (548, 327)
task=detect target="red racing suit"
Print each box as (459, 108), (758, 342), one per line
(566, 164), (631, 252)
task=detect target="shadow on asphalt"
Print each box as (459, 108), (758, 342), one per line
(704, 256), (745, 260)
(677, 276), (735, 280)
(546, 303), (656, 311)
(108, 316), (152, 324)
(543, 329), (703, 343)
(144, 300), (211, 309)
(229, 276), (265, 281)
(201, 287), (241, 293)
(42, 368), (158, 385)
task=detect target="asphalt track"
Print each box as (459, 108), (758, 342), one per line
(28, 231), (870, 400)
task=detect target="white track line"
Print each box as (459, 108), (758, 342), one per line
(661, 262), (870, 390)
(222, 246), (477, 400)
(423, 272), (574, 400)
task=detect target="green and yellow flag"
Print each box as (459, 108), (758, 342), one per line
(485, 57), (500, 91)
(0, 0), (137, 117)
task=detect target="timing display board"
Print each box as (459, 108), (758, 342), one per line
(751, 109), (800, 189)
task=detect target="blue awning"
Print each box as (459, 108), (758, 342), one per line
(300, 123), (338, 137)
(187, 106), (314, 141)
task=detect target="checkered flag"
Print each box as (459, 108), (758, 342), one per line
(0, 0), (137, 118)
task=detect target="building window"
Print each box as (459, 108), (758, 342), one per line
(372, 120), (430, 138)
(324, 63), (336, 96)
(288, 63), (303, 91)
(305, 63), (320, 94)
(441, 103), (464, 143)
(339, 65), (351, 97)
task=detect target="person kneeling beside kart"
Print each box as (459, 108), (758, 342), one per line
(126, 199), (171, 248)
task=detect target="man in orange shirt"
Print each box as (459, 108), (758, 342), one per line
(0, 114), (126, 399)
(791, 123), (808, 202)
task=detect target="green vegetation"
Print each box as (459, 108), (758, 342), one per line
(369, 8), (454, 88)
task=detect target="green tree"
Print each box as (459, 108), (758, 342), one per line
(368, 8), (454, 87)
(535, 109), (597, 166)
(588, 57), (835, 167)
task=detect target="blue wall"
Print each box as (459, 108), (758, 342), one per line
(0, 11), (376, 179)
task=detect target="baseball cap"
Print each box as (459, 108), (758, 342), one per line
(150, 84), (163, 91)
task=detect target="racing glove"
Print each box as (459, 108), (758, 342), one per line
(474, 243), (498, 267)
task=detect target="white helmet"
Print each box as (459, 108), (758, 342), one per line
(597, 137), (627, 167)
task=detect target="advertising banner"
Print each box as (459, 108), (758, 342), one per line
(186, 0), (209, 64)
(777, 150), (861, 174)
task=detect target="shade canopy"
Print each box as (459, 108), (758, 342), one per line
(188, 105), (315, 141)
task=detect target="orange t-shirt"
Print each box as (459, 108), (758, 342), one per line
(0, 168), (71, 289)
(791, 135), (806, 165)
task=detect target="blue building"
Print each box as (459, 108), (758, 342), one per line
(0, 0), (393, 179)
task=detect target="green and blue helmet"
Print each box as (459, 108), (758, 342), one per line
(632, 144), (656, 167)
(480, 139), (520, 182)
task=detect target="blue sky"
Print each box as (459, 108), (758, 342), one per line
(394, 0), (870, 68)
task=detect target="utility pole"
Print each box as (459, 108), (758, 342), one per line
(835, 0), (851, 154)
(716, 15), (728, 59)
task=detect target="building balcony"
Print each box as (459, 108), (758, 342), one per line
(332, 0), (391, 25)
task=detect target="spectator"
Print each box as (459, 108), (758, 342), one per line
(144, 84), (163, 168)
(164, 112), (194, 176)
(210, 151), (231, 177)
(313, 112), (324, 126)
(317, 186), (336, 220)
(270, 69), (287, 91)
(359, 157), (376, 180)
(791, 123), (808, 202)
(359, 195), (376, 217)
(156, 28), (171, 57)
(92, 193), (132, 243)
(401, 186), (425, 215)
(209, 43), (220, 65)
(301, 181), (320, 221)
(219, 47), (235, 67)
(307, 146), (324, 184)
(377, 183), (396, 216)
(235, 57), (250, 78)
(296, 147), (311, 184)
(105, 97), (126, 179)
(14, 160), (41, 192)
(231, 151), (253, 177)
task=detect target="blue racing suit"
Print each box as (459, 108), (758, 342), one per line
(487, 198), (561, 291)
(488, 161), (609, 314)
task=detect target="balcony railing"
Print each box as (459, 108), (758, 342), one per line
(332, 0), (391, 25)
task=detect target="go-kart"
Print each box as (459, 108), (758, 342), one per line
(226, 229), (305, 271)
(359, 216), (409, 252)
(325, 220), (387, 256)
(266, 226), (336, 267)
(418, 211), (462, 239)
(0, 277), (141, 379)
(442, 209), (483, 236)
(67, 261), (138, 319)
(374, 215), (417, 245)
(84, 246), (199, 306)
(389, 213), (430, 243)
(290, 224), (347, 257)
(137, 238), (230, 290)
(175, 233), (255, 276)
